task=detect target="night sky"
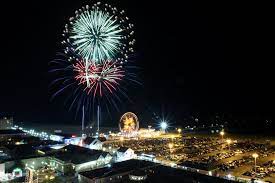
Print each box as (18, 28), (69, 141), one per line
(0, 1), (273, 127)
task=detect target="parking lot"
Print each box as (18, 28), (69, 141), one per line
(104, 133), (275, 182)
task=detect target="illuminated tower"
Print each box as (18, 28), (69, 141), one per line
(97, 105), (100, 132)
(82, 105), (85, 137)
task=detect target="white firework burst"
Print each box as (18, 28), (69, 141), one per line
(64, 2), (135, 64)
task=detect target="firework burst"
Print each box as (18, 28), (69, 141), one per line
(73, 60), (124, 97)
(51, 2), (139, 121)
(50, 54), (140, 117)
(63, 2), (135, 64)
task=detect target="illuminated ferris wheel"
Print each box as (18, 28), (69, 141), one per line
(119, 112), (139, 134)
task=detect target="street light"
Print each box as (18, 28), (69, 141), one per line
(168, 143), (174, 153)
(220, 131), (225, 141)
(160, 121), (168, 131)
(168, 143), (173, 149)
(252, 153), (259, 173)
(226, 139), (231, 151)
(177, 128), (182, 134)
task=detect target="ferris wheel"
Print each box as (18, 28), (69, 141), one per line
(119, 112), (139, 134)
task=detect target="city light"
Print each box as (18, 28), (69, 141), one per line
(226, 139), (232, 150)
(168, 143), (174, 149)
(177, 128), (182, 133)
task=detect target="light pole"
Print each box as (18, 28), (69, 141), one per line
(252, 153), (259, 173)
(220, 131), (225, 141)
(168, 143), (174, 153)
(226, 139), (231, 151)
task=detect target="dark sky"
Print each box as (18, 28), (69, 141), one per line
(0, 1), (273, 126)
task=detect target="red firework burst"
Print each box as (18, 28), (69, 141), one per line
(73, 60), (124, 97)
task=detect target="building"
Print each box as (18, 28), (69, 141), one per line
(25, 166), (55, 183)
(78, 159), (156, 183)
(0, 144), (49, 174)
(49, 144), (112, 175)
(0, 163), (4, 178)
(128, 169), (148, 181)
(0, 154), (49, 181)
(36, 146), (60, 156)
(78, 159), (236, 183)
(116, 147), (136, 162)
(49, 133), (76, 143)
(0, 129), (27, 140)
(0, 117), (13, 129)
(0, 143), (67, 181)
(83, 137), (104, 150)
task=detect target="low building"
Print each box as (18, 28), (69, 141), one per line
(0, 144), (49, 173)
(25, 166), (55, 183)
(0, 129), (27, 140)
(0, 117), (13, 130)
(78, 159), (235, 183)
(0, 155), (49, 181)
(0, 163), (4, 178)
(129, 170), (148, 181)
(116, 147), (136, 162)
(49, 144), (112, 175)
(0, 144), (57, 182)
(36, 146), (59, 156)
(50, 133), (76, 143)
(83, 137), (103, 150)
(78, 159), (156, 183)
(0, 144), (37, 160)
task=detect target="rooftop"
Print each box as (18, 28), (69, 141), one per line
(83, 137), (97, 145)
(79, 159), (156, 179)
(0, 129), (26, 135)
(117, 147), (131, 153)
(53, 133), (76, 139)
(79, 159), (236, 183)
(37, 145), (59, 155)
(83, 137), (106, 145)
(146, 166), (235, 183)
(0, 144), (42, 163)
(53, 144), (107, 164)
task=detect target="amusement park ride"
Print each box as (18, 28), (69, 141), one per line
(119, 112), (140, 136)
